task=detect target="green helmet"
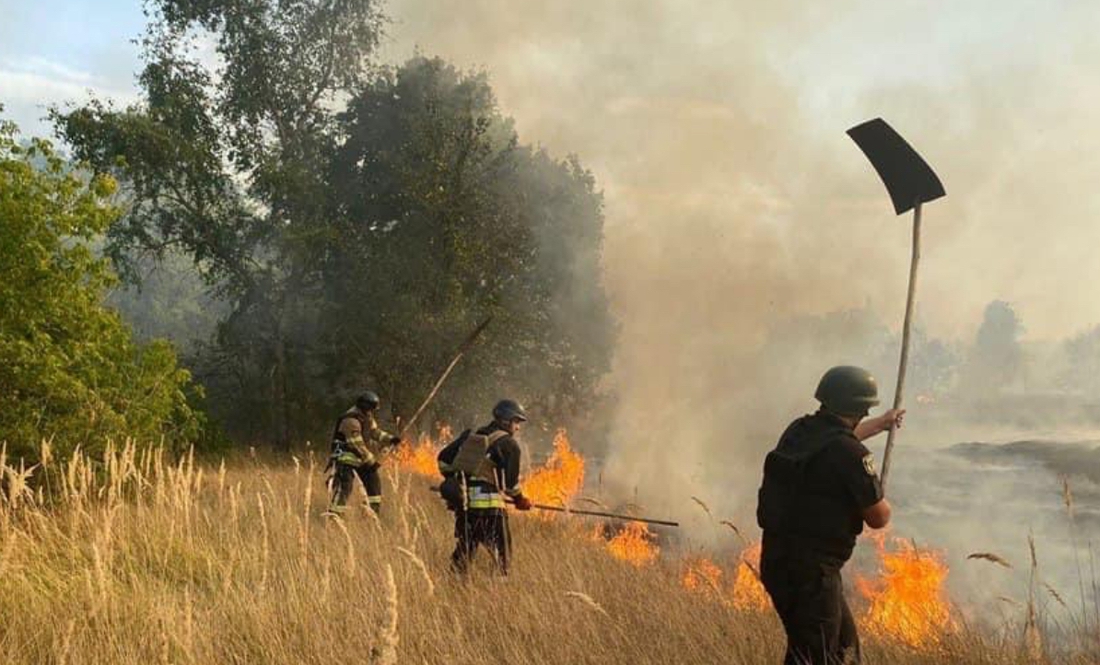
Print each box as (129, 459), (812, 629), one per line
(492, 399), (528, 423)
(814, 366), (880, 417)
(356, 391), (381, 412)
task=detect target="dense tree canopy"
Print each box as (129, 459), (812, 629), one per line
(320, 57), (614, 426)
(54, 0), (615, 447)
(0, 117), (200, 459)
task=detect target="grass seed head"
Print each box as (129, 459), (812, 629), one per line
(966, 552), (1013, 568)
(565, 591), (610, 618)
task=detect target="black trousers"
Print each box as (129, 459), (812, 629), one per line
(329, 462), (383, 514)
(451, 510), (510, 574)
(760, 542), (860, 665)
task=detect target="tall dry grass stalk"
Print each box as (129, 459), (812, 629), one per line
(300, 470), (314, 564)
(1060, 475), (1099, 639)
(397, 546), (435, 596)
(1025, 534), (1044, 663)
(258, 492), (271, 591)
(331, 515), (357, 575)
(690, 496), (713, 520)
(370, 564), (400, 665)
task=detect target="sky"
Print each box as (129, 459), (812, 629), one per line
(0, 0), (144, 124)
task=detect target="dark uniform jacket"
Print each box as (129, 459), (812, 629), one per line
(437, 422), (525, 510)
(756, 410), (884, 565)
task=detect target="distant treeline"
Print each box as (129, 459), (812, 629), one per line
(756, 299), (1100, 423)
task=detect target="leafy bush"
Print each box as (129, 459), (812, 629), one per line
(0, 118), (200, 460)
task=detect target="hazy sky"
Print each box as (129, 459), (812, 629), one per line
(3, 0), (1099, 343)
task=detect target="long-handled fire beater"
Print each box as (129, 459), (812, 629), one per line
(429, 486), (679, 527)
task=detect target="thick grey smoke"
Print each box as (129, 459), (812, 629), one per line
(382, 0), (1100, 621)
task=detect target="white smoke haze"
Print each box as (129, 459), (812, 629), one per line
(381, 0), (1100, 623)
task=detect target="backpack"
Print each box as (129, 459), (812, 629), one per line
(451, 430), (509, 481)
(439, 429), (508, 511)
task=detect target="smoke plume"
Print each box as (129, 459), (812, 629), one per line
(381, 0), (1100, 617)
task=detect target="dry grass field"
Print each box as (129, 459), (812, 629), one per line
(0, 435), (1090, 665)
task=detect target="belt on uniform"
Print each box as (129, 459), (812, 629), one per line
(466, 487), (506, 509)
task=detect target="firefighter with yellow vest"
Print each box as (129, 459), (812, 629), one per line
(325, 391), (402, 516)
(436, 399), (533, 574)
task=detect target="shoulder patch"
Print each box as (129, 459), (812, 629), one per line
(862, 453), (878, 477)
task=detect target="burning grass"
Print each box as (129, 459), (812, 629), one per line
(856, 534), (956, 647)
(731, 543), (769, 612)
(603, 521), (660, 567)
(680, 545), (770, 612)
(683, 556), (725, 597)
(0, 441), (1089, 664)
(391, 426), (452, 478)
(518, 428), (586, 507)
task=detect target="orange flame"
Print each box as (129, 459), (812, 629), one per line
(856, 535), (955, 646)
(683, 557), (724, 597)
(731, 543), (770, 611)
(522, 428), (585, 507)
(604, 521), (659, 567)
(681, 544), (770, 612)
(392, 426), (451, 477)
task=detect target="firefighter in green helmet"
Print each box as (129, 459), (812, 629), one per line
(325, 391), (402, 517)
(756, 366), (905, 665)
(436, 399), (533, 574)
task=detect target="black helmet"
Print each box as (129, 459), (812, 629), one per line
(492, 399), (528, 423)
(356, 391), (381, 412)
(814, 366), (880, 417)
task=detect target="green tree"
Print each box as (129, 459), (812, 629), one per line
(907, 329), (959, 398)
(53, 3), (615, 446)
(960, 300), (1025, 394)
(0, 117), (199, 460)
(324, 56), (614, 425)
(55, 0), (387, 446)
(1060, 325), (1100, 395)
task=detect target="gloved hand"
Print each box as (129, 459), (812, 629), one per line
(512, 495), (533, 511)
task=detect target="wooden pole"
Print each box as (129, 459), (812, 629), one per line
(428, 487), (679, 527)
(880, 201), (922, 490)
(399, 349), (470, 437)
(399, 317), (492, 437)
(523, 503), (680, 527)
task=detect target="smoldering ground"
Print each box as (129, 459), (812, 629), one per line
(380, 0), (1100, 623)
